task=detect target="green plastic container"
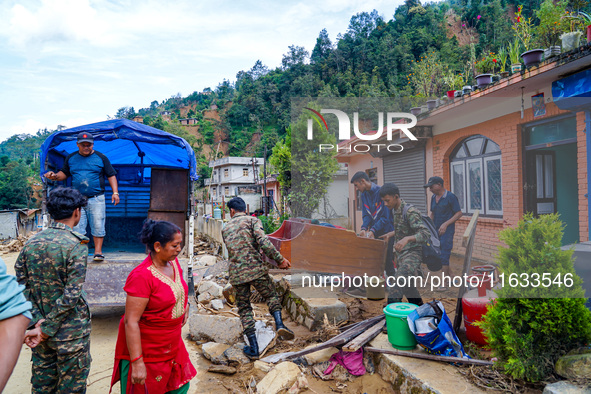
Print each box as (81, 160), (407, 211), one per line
(383, 302), (418, 350)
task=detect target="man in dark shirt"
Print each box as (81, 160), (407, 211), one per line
(424, 176), (462, 289)
(44, 132), (119, 262)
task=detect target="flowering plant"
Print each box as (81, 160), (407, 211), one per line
(535, 0), (567, 47)
(513, 5), (535, 51)
(475, 54), (497, 74)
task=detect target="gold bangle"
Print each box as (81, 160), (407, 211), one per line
(113, 192), (119, 195)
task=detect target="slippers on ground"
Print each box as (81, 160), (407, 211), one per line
(93, 254), (104, 262)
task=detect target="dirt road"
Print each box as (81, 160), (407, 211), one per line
(3, 251), (394, 393)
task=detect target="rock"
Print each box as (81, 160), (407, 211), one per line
(207, 365), (237, 375)
(256, 361), (301, 394)
(198, 281), (224, 298)
(223, 283), (236, 304)
(555, 348), (591, 380)
(243, 320), (275, 353)
(210, 299), (224, 311)
(223, 343), (251, 366)
(198, 292), (212, 303)
(199, 255), (218, 266)
(254, 360), (273, 372)
(201, 342), (231, 365)
(189, 313), (242, 344)
(302, 345), (338, 365)
(287, 374), (309, 394)
(543, 381), (591, 394)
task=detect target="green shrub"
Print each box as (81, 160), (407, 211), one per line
(478, 213), (591, 382)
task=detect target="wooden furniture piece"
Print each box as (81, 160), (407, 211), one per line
(267, 219), (387, 277)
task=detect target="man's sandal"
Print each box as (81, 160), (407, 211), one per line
(93, 254), (104, 262)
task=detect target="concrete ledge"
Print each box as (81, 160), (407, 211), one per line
(281, 285), (348, 331)
(370, 334), (487, 394)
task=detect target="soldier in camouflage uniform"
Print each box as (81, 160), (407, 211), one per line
(222, 197), (294, 360)
(16, 187), (92, 393)
(379, 183), (430, 306)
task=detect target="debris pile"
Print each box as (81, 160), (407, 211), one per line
(0, 235), (29, 254)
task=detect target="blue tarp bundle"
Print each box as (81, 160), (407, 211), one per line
(39, 119), (198, 181)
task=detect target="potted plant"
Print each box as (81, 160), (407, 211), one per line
(514, 5), (544, 67)
(580, 11), (591, 43)
(535, 0), (566, 59)
(508, 39), (522, 73)
(426, 98), (438, 110)
(443, 71), (465, 99)
(474, 54), (496, 87)
(497, 47), (509, 78)
(560, 10), (585, 51)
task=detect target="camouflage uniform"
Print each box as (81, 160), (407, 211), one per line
(221, 212), (285, 336)
(388, 200), (430, 300)
(15, 222), (92, 394)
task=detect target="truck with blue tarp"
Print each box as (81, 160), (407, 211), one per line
(39, 119), (197, 306)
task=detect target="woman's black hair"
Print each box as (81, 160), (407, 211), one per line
(47, 187), (87, 220)
(139, 219), (182, 251)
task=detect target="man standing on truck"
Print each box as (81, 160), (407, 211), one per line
(44, 131), (119, 262)
(16, 187), (91, 393)
(222, 197), (294, 360)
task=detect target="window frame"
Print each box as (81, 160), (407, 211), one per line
(450, 161), (466, 212)
(450, 135), (503, 217)
(484, 156), (503, 216)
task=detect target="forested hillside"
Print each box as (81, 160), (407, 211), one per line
(116, 0), (582, 181)
(2, 0), (589, 208)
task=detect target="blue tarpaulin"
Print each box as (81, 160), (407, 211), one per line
(39, 119), (198, 181)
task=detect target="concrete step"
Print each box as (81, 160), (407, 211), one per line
(370, 334), (487, 394)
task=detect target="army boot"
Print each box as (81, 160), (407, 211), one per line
(272, 311), (295, 340)
(243, 334), (259, 360)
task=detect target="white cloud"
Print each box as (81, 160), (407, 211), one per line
(0, 0), (405, 142)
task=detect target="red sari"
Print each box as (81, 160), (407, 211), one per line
(110, 255), (197, 394)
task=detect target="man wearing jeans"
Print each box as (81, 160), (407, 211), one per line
(44, 132), (119, 262)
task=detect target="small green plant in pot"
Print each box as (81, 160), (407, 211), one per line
(560, 10), (585, 51)
(508, 39), (522, 73)
(477, 213), (591, 383)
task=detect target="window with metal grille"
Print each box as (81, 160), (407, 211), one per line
(450, 135), (502, 216)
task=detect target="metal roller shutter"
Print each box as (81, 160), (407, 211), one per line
(382, 147), (427, 214)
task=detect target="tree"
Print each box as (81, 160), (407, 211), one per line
(281, 45), (309, 69)
(310, 29), (333, 65)
(0, 160), (33, 209)
(287, 106), (339, 217)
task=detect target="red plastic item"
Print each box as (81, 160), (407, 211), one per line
(462, 288), (497, 346)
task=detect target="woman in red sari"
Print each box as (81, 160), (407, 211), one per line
(110, 220), (197, 394)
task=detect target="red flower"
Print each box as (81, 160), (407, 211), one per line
(493, 59), (497, 63)
(517, 16), (521, 22)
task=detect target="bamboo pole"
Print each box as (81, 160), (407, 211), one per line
(364, 347), (493, 366)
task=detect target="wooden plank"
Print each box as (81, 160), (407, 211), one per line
(453, 210), (479, 333)
(365, 346), (493, 366)
(261, 315), (385, 364)
(343, 320), (386, 352)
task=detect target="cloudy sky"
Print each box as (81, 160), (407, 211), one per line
(0, 0), (406, 142)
